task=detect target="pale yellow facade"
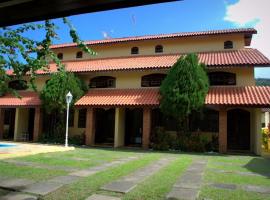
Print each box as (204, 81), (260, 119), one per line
(53, 34), (245, 61)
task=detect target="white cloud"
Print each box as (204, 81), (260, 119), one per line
(224, 0), (270, 78)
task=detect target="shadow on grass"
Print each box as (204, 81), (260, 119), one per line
(243, 157), (270, 178)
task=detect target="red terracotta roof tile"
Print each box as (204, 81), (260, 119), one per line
(76, 86), (270, 107)
(24, 48), (270, 75)
(0, 91), (41, 107)
(206, 86), (270, 106)
(50, 28), (256, 49)
(75, 88), (160, 107)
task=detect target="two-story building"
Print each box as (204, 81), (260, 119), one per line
(1, 28), (270, 155)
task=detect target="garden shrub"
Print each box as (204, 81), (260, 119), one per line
(151, 127), (172, 150)
(151, 127), (217, 152)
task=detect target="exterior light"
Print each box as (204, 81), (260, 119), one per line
(65, 91), (73, 147)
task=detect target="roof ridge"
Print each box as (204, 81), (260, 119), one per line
(50, 28), (257, 49)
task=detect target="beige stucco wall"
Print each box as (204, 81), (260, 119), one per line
(53, 34), (245, 61)
(22, 66), (254, 92)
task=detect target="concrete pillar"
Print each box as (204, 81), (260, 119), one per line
(114, 108), (125, 148)
(254, 108), (262, 155)
(0, 108), (4, 139)
(142, 107), (151, 149)
(14, 108), (30, 141)
(265, 112), (270, 127)
(85, 108), (95, 146)
(33, 107), (42, 142)
(219, 109), (227, 153)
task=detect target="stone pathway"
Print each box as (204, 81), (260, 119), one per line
(210, 168), (270, 178)
(166, 159), (207, 200)
(86, 194), (121, 200)
(0, 156), (139, 197)
(0, 192), (37, 200)
(209, 182), (270, 194)
(2, 159), (79, 172)
(70, 156), (139, 177)
(101, 157), (176, 194)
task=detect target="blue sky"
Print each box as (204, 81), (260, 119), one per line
(19, 0), (270, 78)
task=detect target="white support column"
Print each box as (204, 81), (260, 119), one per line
(265, 112), (270, 127)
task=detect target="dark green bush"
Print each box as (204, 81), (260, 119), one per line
(150, 127), (171, 150)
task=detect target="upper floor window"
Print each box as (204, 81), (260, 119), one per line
(141, 73), (166, 87)
(57, 53), (63, 60)
(155, 45), (163, 53)
(76, 51), (83, 58)
(8, 80), (28, 90)
(208, 72), (236, 86)
(89, 76), (116, 88)
(131, 47), (139, 55)
(224, 41), (233, 49)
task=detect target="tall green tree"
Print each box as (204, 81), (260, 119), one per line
(40, 69), (87, 139)
(160, 53), (209, 131)
(0, 18), (96, 95)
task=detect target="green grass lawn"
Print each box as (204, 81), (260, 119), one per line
(0, 148), (270, 200)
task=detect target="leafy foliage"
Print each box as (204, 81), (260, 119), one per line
(40, 70), (87, 114)
(160, 53), (209, 130)
(0, 18), (95, 95)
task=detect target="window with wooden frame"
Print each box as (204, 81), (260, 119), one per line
(208, 72), (236, 85)
(8, 80), (28, 90)
(155, 45), (163, 53)
(131, 47), (139, 55)
(76, 51), (83, 58)
(89, 76), (116, 88)
(224, 41), (233, 49)
(57, 53), (63, 60)
(141, 74), (166, 87)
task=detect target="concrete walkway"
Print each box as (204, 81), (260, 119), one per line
(166, 159), (207, 200)
(0, 156), (139, 197)
(101, 157), (176, 194)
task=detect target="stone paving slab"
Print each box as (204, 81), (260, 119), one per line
(48, 175), (81, 184)
(3, 159), (78, 172)
(166, 159), (207, 200)
(210, 183), (237, 190)
(101, 157), (175, 193)
(70, 156), (139, 177)
(167, 187), (199, 200)
(0, 177), (34, 190)
(242, 185), (270, 194)
(21, 181), (64, 195)
(210, 168), (270, 177)
(0, 192), (37, 200)
(85, 194), (121, 200)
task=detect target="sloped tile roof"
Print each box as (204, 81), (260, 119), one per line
(0, 91), (41, 107)
(75, 88), (160, 107)
(76, 86), (270, 107)
(50, 28), (257, 49)
(206, 86), (270, 106)
(28, 48), (270, 75)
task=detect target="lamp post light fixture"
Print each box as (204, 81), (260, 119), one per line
(65, 91), (73, 147)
